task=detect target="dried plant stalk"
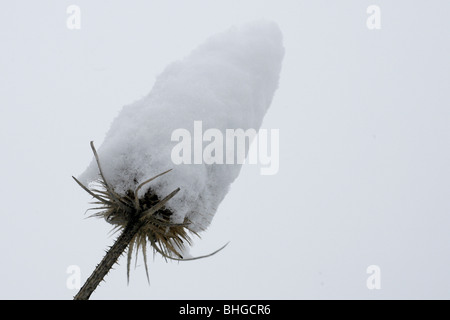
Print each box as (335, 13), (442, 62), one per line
(74, 217), (142, 300)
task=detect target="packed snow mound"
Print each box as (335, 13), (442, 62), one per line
(79, 20), (284, 232)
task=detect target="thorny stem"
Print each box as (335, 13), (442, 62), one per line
(73, 217), (143, 300)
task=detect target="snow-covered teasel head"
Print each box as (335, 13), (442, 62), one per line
(79, 20), (284, 238)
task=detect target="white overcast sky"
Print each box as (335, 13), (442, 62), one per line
(0, 0), (449, 299)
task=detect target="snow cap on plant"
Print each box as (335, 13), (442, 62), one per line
(78, 20), (284, 259)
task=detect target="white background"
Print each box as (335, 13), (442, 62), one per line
(0, 0), (449, 299)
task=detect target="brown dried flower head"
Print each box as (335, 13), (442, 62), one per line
(73, 142), (226, 283)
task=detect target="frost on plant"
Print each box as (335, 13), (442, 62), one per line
(74, 20), (284, 296)
(74, 142), (225, 284)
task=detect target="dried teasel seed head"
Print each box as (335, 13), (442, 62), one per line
(74, 142), (227, 283)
